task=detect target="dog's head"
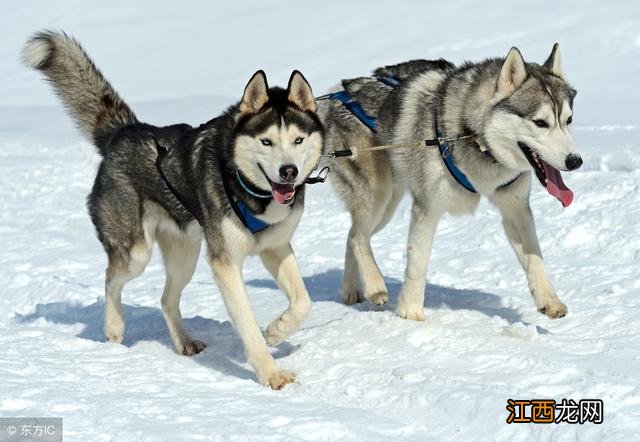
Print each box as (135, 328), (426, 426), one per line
(485, 44), (581, 207)
(232, 70), (323, 205)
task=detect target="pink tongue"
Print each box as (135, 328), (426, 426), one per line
(271, 183), (295, 205)
(542, 161), (573, 207)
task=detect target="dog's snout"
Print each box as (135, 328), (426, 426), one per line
(279, 165), (298, 181)
(565, 154), (583, 171)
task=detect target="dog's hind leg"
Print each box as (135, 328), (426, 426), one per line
(345, 184), (404, 306)
(104, 240), (152, 343)
(346, 212), (389, 306)
(157, 223), (205, 356)
(259, 243), (311, 347)
(374, 185), (404, 234)
(342, 238), (362, 305)
(490, 178), (567, 319)
(396, 203), (441, 321)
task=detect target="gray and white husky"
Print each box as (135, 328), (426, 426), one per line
(23, 30), (323, 389)
(320, 45), (582, 321)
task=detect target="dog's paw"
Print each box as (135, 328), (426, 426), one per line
(397, 303), (426, 321)
(106, 334), (124, 344)
(538, 301), (568, 319)
(104, 323), (124, 344)
(259, 369), (296, 390)
(178, 339), (207, 356)
(342, 290), (364, 305)
(366, 291), (389, 305)
(265, 323), (287, 347)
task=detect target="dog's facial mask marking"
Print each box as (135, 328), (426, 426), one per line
(234, 70), (323, 205)
(489, 44), (581, 207)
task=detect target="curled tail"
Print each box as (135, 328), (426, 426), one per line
(22, 30), (138, 155)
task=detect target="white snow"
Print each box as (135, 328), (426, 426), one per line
(1, 1), (639, 440)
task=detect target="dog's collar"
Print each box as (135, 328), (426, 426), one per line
(235, 169), (272, 199)
(222, 170), (270, 234)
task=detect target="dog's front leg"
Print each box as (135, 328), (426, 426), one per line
(209, 256), (296, 389)
(397, 203), (441, 321)
(491, 179), (568, 318)
(259, 243), (311, 347)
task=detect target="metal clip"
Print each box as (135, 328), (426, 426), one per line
(305, 166), (330, 184)
(439, 139), (454, 158)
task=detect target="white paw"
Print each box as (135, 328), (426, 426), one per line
(365, 291), (389, 305)
(106, 334), (124, 344)
(104, 323), (124, 344)
(342, 289), (363, 305)
(258, 368), (296, 390)
(537, 300), (568, 319)
(397, 302), (426, 321)
(265, 316), (294, 347)
(177, 339), (207, 356)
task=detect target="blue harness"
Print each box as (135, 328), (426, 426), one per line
(436, 129), (477, 193)
(318, 90), (378, 132)
(222, 171), (271, 234)
(156, 139), (273, 234)
(320, 76), (517, 193)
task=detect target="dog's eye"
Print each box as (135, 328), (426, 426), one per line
(533, 119), (549, 128)
(294, 137), (304, 145)
(260, 138), (272, 146)
(566, 116), (573, 125)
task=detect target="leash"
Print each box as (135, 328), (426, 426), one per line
(319, 135), (478, 159)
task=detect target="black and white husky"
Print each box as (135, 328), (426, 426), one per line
(320, 45), (582, 322)
(23, 30), (323, 389)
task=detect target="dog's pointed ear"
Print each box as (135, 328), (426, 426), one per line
(287, 70), (316, 112)
(239, 70), (269, 115)
(496, 47), (527, 97)
(543, 43), (564, 78)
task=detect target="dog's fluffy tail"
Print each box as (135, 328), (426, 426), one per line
(23, 30), (138, 155)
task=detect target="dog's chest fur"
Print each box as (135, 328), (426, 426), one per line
(219, 203), (304, 262)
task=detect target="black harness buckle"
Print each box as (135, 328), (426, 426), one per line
(305, 166), (330, 184)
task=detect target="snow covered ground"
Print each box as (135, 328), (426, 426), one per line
(1, 1), (639, 440)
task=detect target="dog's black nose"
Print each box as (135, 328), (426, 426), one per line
(279, 165), (298, 181)
(565, 154), (583, 171)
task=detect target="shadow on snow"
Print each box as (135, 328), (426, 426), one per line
(15, 267), (535, 381)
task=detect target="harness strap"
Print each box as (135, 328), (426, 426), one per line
(317, 90), (377, 132)
(375, 76), (400, 87)
(155, 141), (205, 226)
(435, 129), (477, 193)
(497, 173), (521, 190)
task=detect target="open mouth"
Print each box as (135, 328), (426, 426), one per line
(517, 142), (573, 207)
(258, 164), (295, 205)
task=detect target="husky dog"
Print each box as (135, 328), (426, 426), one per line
(23, 30), (323, 389)
(320, 45), (581, 321)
